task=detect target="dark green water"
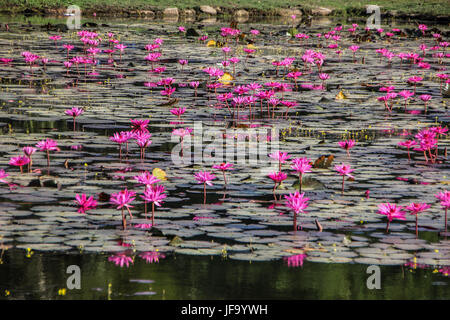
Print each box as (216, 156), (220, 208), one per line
(0, 249), (448, 300)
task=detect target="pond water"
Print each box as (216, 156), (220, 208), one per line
(0, 15), (449, 300)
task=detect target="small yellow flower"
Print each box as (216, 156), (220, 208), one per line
(5, 290), (10, 296)
(26, 248), (34, 258)
(58, 288), (67, 296)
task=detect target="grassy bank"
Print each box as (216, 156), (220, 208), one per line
(0, 0), (449, 17)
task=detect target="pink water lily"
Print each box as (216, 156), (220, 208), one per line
(108, 253), (133, 267)
(269, 151), (290, 171)
(9, 156), (30, 174)
(290, 158), (312, 193)
(110, 132), (128, 160)
(65, 107), (84, 131)
(338, 139), (355, 157)
(195, 171), (216, 204)
(134, 171), (160, 218)
(141, 184), (166, 225)
(36, 139), (59, 174)
(0, 169), (8, 184)
(435, 190), (450, 232)
(212, 162), (234, 185)
(130, 119), (150, 134)
(284, 190), (309, 230)
(134, 131), (152, 162)
(22, 146), (36, 172)
(284, 254), (306, 267)
(110, 188), (136, 230)
(268, 171), (287, 201)
(419, 94), (432, 113)
(134, 171), (160, 187)
(139, 251), (165, 264)
(335, 163), (354, 194)
(377, 203), (406, 233)
(74, 193), (97, 214)
(398, 140), (417, 162)
(404, 202), (430, 237)
(170, 107), (186, 119)
(114, 43), (127, 62)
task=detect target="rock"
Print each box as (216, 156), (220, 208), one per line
(163, 7), (179, 17)
(234, 9), (249, 23)
(182, 9), (196, 17)
(311, 17), (332, 26)
(311, 7), (333, 16)
(139, 10), (155, 17)
(200, 17), (217, 24)
(276, 8), (302, 17)
(200, 5), (217, 15)
(389, 10), (399, 17)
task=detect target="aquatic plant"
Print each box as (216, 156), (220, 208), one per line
(65, 107), (84, 132)
(141, 184), (166, 226)
(9, 156), (29, 174)
(405, 203), (431, 237)
(435, 191), (450, 232)
(195, 171), (216, 205)
(35, 139), (59, 175)
(284, 191), (309, 230)
(377, 203), (406, 233)
(290, 158), (312, 193)
(74, 194), (97, 214)
(338, 140), (355, 157)
(334, 164), (354, 194)
(110, 188), (136, 230)
(212, 162), (234, 185)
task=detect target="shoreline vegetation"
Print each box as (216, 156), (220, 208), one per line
(0, 0), (449, 22)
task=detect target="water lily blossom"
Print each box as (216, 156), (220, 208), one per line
(377, 202), (406, 233)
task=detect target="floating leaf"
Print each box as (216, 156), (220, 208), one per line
(218, 72), (234, 85)
(152, 168), (167, 181)
(335, 90), (347, 100)
(313, 155), (334, 169)
(206, 40), (216, 47)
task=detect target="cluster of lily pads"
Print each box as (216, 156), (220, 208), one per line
(0, 18), (448, 271)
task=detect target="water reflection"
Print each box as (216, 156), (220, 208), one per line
(0, 249), (449, 300)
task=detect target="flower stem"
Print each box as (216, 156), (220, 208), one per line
(203, 183), (206, 205)
(152, 202), (155, 226)
(416, 214), (418, 238)
(122, 208), (126, 230)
